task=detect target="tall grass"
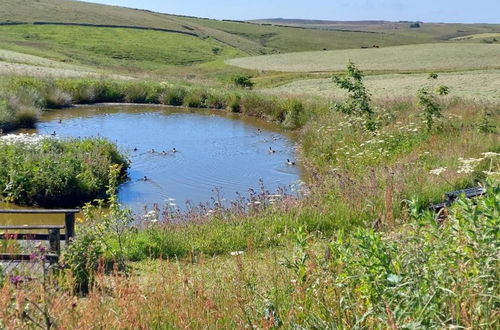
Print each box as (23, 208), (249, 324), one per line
(0, 183), (497, 328)
(0, 136), (128, 206)
(0, 76), (317, 132)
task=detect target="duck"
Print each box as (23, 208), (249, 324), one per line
(150, 148), (156, 153)
(286, 159), (296, 166)
(133, 147), (138, 152)
(268, 147), (276, 154)
(142, 176), (149, 181)
(171, 148), (177, 153)
(50, 131), (57, 136)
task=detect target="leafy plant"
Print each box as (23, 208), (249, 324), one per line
(417, 73), (449, 131)
(232, 74), (254, 89)
(332, 61), (377, 131)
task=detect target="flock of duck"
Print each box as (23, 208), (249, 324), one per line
(51, 124), (297, 183)
(136, 129), (297, 182)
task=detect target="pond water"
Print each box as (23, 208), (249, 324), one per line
(0, 105), (301, 224)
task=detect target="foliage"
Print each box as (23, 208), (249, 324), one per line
(478, 110), (497, 133)
(332, 61), (377, 131)
(0, 136), (128, 206)
(417, 73), (449, 131)
(63, 165), (133, 293)
(232, 74), (254, 89)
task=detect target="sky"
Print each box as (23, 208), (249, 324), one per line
(85, 0), (499, 24)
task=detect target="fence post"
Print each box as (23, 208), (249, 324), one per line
(48, 228), (61, 256)
(65, 212), (75, 245)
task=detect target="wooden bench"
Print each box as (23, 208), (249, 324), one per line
(429, 187), (486, 212)
(0, 209), (79, 263)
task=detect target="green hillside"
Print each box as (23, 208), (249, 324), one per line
(3, 0), (499, 57)
(0, 24), (240, 72)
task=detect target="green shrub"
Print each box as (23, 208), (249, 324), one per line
(0, 136), (128, 206)
(232, 74), (254, 89)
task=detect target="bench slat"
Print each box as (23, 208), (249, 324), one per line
(0, 234), (68, 241)
(0, 225), (65, 230)
(0, 253), (58, 262)
(0, 209), (79, 214)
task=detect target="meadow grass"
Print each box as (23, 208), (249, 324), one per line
(265, 69), (500, 103)
(227, 43), (500, 73)
(0, 184), (497, 328)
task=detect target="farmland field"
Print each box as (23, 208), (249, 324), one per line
(227, 43), (500, 73)
(265, 69), (500, 103)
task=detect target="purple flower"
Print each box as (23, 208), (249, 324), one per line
(9, 275), (23, 285)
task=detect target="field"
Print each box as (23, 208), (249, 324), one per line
(265, 69), (500, 103)
(227, 43), (500, 73)
(0, 0), (499, 328)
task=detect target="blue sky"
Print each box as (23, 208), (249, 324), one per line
(85, 0), (499, 23)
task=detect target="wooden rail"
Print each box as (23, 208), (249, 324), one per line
(0, 209), (79, 263)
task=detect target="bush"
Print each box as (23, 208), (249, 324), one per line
(0, 135), (128, 206)
(232, 74), (254, 89)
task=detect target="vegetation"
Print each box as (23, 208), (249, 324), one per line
(227, 43), (500, 73)
(264, 69), (500, 103)
(0, 76), (318, 132)
(0, 135), (128, 206)
(0, 1), (499, 328)
(1, 181), (498, 328)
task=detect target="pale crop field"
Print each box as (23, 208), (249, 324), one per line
(228, 43), (500, 73)
(264, 69), (500, 103)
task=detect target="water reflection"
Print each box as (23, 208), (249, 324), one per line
(2, 105), (301, 217)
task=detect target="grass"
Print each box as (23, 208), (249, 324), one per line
(1, 184), (498, 328)
(0, 136), (128, 206)
(0, 24), (241, 72)
(227, 43), (500, 73)
(264, 69), (500, 103)
(0, 1), (499, 327)
(3, 0), (499, 57)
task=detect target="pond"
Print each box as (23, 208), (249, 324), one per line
(0, 105), (302, 224)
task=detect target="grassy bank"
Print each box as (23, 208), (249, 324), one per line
(1, 183), (497, 328)
(0, 135), (128, 206)
(0, 76), (315, 132)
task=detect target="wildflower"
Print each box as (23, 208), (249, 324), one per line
(482, 152), (500, 158)
(9, 275), (24, 286)
(430, 167), (447, 176)
(457, 157), (483, 174)
(230, 251), (244, 256)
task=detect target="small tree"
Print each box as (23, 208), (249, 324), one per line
(417, 73), (449, 131)
(332, 61), (377, 131)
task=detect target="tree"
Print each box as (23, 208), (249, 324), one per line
(332, 61), (377, 131)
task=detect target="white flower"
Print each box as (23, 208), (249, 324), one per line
(0, 133), (53, 149)
(230, 251), (244, 256)
(457, 157), (483, 174)
(482, 152), (500, 159)
(430, 167), (447, 176)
